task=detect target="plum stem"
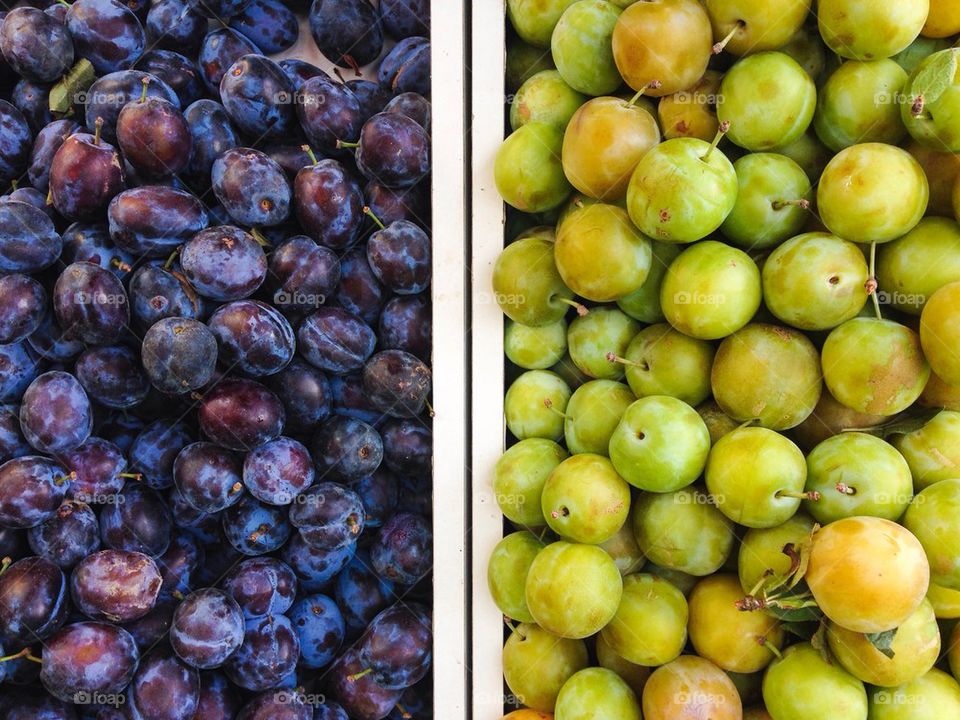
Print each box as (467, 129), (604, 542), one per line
(250, 228), (271, 247)
(395, 703), (412, 720)
(93, 116), (103, 146)
(300, 144), (319, 165)
(230, 482), (243, 494)
(701, 121), (729, 162)
(57, 0), (70, 7)
(110, 256), (132, 273)
(542, 397), (567, 419)
(363, 205), (386, 230)
(712, 21), (744, 54)
(54, 471), (77, 486)
(503, 617), (526, 640)
(911, 95), (925, 117)
(605, 352), (641, 368)
(0, 648), (39, 664)
(336, 139), (359, 150)
(45, 188), (53, 206)
(117, 472), (142, 480)
(163, 247), (179, 270)
(8, 180), (16, 192)
(758, 635), (782, 659)
(347, 668), (373, 682)
(776, 489), (820, 501)
(556, 297), (588, 316)
(771, 198), (810, 211)
(626, 80), (662, 106)
(868, 242), (882, 320)
(424, 398), (435, 417)
(0, 557), (10, 576)
(835, 482), (857, 496)
(138, 76), (151, 103)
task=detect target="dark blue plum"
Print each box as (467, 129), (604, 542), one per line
(27, 312), (84, 362)
(345, 78), (392, 118)
(198, 378), (285, 451)
(20, 371), (92, 455)
(141, 317), (218, 394)
(328, 373), (385, 424)
(308, 0), (383, 70)
(224, 614), (300, 692)
(380, 0), (429, 39)
(70, 548), (162, 622)
(289, 482), (364, 550)
(0, 274), (46, 345)
(144, 0), (206, 55)
(136, 50), (204, 107)
(0, 200), (61, 274)
(266, 143), (315, 178)
(0, 556), (67, 642)
(379, 294), (431, 361)
(243, 436), (314, 505)
(212, 148), (291, 228)
(196, 0), (253, 20)
(61, 223), (135, 278)
(359, 603), (431, 689)
(117, 88), (192, 178)
(27, 119), (81, 192)
(381, 417), (432, 475)
(237, 692), (312, 720)
(123, 592), (178, 649)
(52, 263), (129, 346)
(335, 548), (396, 635)
(378, 37), (430, 96)
(362, 350), (431, 418)
(293, 158), (364, 249)
(129, 265), (201, 328)
(310, 414), (383, 481)
(279, 58), (328, 89)
(170, 588), (245, 669)
(158, 532), (203, 594)
(198, 28), (260, 97)
(196, 671), (242, 720)
(0, 100), (32, 184)
(0, 405), (31, 464)
(313, 702), (350, 720)
(174, 442), (244, 513)
(99, 482), (173, 557)
(288, 593), (344, 669)
(296, 77), (363, 155)
(0, 342), (42, 403)
(298, 306), (376, 375)
(168, 487), (220, 543)
(266, 360), (331, 432)
(384, 91), (431, 133)
(268, 236), (340, 314)
(28, 501), (100, 568)
(75, 345), (150, 410)
(84, 70), (179, 143)
(367, 219), (431, 294)
(222, 495), (291, 555)
(365, 182), (428, 231)
(335, 247), (386, 324)
(183, 100), (239, 185)
(12, 79), (52, 133)
(371, 512), (432, 585)
(108, 185), (208, 258)
(355, 112), (430, 188)
(280, 532), (355, 592)
(229, 0), (298, 53)
(59, 437), (128, 502)
(219, 54), (296, 140)
(182, 225), (267, 302)
(65, 0), (145, 74)
(128, 649), (200, 720)
(221, 556), (297, 618)
(3, 694), (76, 720)
(129, 418), (193, 490)
(49, 130), (126, 221)
(329, 647), (403, 720)
(208, 300), (295, 377)
(40, 622), (140, 702)
(349, 467), (399, 528)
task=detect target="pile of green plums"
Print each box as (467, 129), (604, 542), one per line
(490, 0), (960, 718)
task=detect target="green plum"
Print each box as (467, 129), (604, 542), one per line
(927, 581), (960, 619)
(697, 400), (739, 444)
(657, 71), (722, 142)
(894, 35), (952, 74)
(617, 323), (715, 406)
(507, 0), (578, 47)
(822, 317), (930, 416)
(719, 153), (812, 249)
(555, 668), (641, 720)
(813, 60), (908, 151)
(506, 35), (556, 91)
(919, 369), (960, 413)
(525, 541), (623, 638)
(921, 281), (960, 386)
(625, 136), (738, 243)
(505, 318), (568, 370)
(492, 233), (577, 326)
(803, 432), (913, 524)
(567, 307), (640, 380)
(780, 28), (828, 81)
(598, 520), (646, 576)
(773, 131), (832, 182)
(550, 353), (591, 391)
(828, 599), (940, 687)
(660, 240), (762, 340)
(817, 0), (928, 60)
(817, 143), (928, 244)
(555, 203), (652, 302)
(711, 323), (822, 430)
(891, 410), (960, 490)
(494, 437), (569, 526)
(509, 70), (587, 131)
(504, 370), (572, 440)
(762, 642), (868, 720)
(792, 388), (887, 453)
(502, 622), (589, 712)
(717, 52), (817, 151)
(642, 655), (742, 720)
(488, 531), (546, 622)
(609, 396), (711, 493)
(704, 0), (810, 56)
(564, 379), (635, 455)
(551, 0), (622, 96)
(616, 242), (682, 323)
(738, 513), (816, 594)
(495, 122), (573, 213)
(903, 479), (960, 590)
(631, 487), (735, 576)
(600, 573), (688, 666)
(541, 453), (631, 544)
(901, 49), (960, 152)
(645, 563), (698, 596)
(762, 232), (870, 331)
(868, 669), (960, 720)
(924, 3), (960, 38)
(877, 218), (960, 316)
(705, 426), (808, 529)
(595, 633), (651, 697)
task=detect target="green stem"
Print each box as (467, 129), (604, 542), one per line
(869, 242), (882, 320)
(363, 206), (385, 230)
(300, 144), (319, 165)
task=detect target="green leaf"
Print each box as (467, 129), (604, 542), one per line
(865, 628), (898, 659)
(909, 49), (959, 111)
(49, 59), (95, 117)
(782, 621), (819, 641)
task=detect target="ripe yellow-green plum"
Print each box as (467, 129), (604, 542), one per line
(780, 28), (828, 81)
(566, 307), (639, 380)
(738, 513), (816, 594)
(541, 453), (631, 544)
(806, 516), (930, 633)
(554, 667), (641, 720)
(494, 437), (568, 526)
(595, 633), (650, 696)
(504, 370), (571, 441)
(631, 487), (735, 576)
(495, 122), (572, 213)
(525, 541), (623, 638)
(551, 0), (622, 96)
(923, 1), (960, 37)
(609, 395), (711, 493)
(762, 232), (870, 331)
(773, 131), (832, 182)
(563, 379), (634, 456)
(703, 0), (810, 56)
(901, 49), (960, 152)
(818, 0), (928, 60)
(817, 143), (928, 244)
(507, 0), (578, 47)
(506, 35), (556, 91)
(562, 95), (660, 200)
(616, 242), (682, 323)
(697, 400), (739, 444)
(821, 318), (931, 417)
(868, 669), (960, 720)
(705, 426), (808, 529)
(488, 531), (545, 622)
(600, 573), (688, 667)
(813, 60), (908, 151)
(618, 323), (715, 406)
(688, 574), (785, 673)
(717, 52), (817, 151)
(803, 432), (913, 524)
(502, 711), (553, 720)
(642, 655), (742, 720)
(554, 203), (651, 302)
(762, 642), (868, 720)
(503, 623), (588, 712)
(492, 233), (575, 326)
(611, 0), (712, 96)
(792, 389), (887, 452)
(919, 369), (960, 411)
(927, 581), (960, 619)
(598, 520), (646, 576)
(710, 323), (822, 430)
(920, 281), (960, 385)
(719, 153), (812, 250)
(905, 142), (960, 216)
(505, 319), (568, 370)
(892, 410), (960, 490)
(509, 70), (587, 131)
(660, 241), (762, 340)
(828, 599), (940, 687)
(904, 479), (960, 590)
(626, 135), (738, 243)
(877, 217), (960, 316)
(657, 71), (721, 141)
